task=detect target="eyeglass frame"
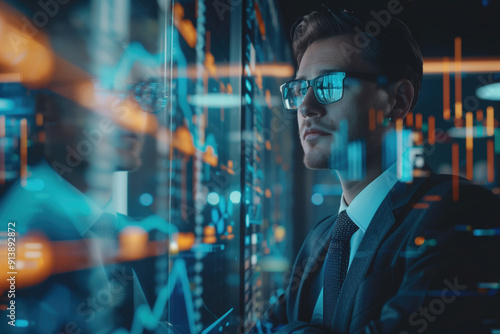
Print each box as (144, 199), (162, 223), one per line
(279, 71), (388, 111)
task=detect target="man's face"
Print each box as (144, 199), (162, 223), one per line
(295, 35), (392, 170)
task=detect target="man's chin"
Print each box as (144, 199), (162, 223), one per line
(116, 157), (142, 172)
(303, 155), (329, 170)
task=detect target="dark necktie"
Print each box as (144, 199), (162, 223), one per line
(323, 210), (359, 327)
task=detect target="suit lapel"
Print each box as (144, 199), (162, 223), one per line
(330, 177), (429, 332)
(293, 216), (334, 321)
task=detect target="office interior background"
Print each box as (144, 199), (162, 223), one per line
(0, 0), (499, 332)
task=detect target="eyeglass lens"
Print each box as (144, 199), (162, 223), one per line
(282, 72), (345, 110)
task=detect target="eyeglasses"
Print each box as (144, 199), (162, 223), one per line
(280, 71), (383, 111)
(127, 79), (168, 113)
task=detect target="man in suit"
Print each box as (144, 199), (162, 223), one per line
(267, 7), (500, 333)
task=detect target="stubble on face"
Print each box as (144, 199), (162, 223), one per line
(295, 35), (390, 171)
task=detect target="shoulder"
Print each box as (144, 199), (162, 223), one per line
(307, 214), (336, 243)
(398, 173), (500, 233)
(295, 214), (336, 260)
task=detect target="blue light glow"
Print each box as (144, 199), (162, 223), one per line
(139, 193), (154, 206)
(16, 320), (29, 327)
(188, 94), (240, 108)
(207, 192), (220, 205)
(0, 98), (14, 111)
(311, 193), (324, 206)
(476, 82), (500, 101)
(473, 228), (500, 236)
(229, 191), (241, 204)
(23, 179), (45, 192)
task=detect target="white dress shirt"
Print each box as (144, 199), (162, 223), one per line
(310, 162), (400, 324)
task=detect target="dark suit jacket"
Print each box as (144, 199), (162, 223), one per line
(267, 174), (500, 333)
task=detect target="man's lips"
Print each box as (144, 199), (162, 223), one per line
(303, 128), (331, 140)
(120, 132), (140, 141)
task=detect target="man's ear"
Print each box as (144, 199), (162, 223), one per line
(388, 79), (414, 121)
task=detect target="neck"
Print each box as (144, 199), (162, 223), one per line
(336, 153), (384, 206)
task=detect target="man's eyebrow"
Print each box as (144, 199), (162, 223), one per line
(294, 69), (345, 80)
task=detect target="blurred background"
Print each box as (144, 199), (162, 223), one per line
(0, 0), (499, 333)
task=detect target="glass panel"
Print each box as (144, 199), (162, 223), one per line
(0, 0), (295, 333)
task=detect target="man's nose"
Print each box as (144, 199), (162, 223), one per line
(297, 87), (325, 118)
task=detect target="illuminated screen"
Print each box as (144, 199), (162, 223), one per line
(0, 0), (295, 333)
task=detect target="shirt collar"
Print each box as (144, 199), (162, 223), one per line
(32, 161), (110, 236)
(338, 162), (399, 233)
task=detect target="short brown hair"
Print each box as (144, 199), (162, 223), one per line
(292, 8), (423, 112)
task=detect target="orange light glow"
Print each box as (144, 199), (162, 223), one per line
(407, 112), (413, 128)
(265, 140), (272, 151)
(36, 113), (43, 126)
(424, 57), (500, 74)
(415, 113), (422, 130)
(454, 37), (462, 120)
(466, 112), (473, 180)
(106, 100), (158, 135)
(487, 140), (495, 183)
(204, 52), (217, 78)
(265, 90), (272, 108)
(369, 108), (376, 131)
(428, 116), (435, 145)
(487, 106), (495, 136)
(274, 225), (286, 242)
(443, 57), (451, 120)
(203, 146), (218, 167)
(395, 119), (403, 133)
(0, 73), (21, 83)
(203, 225), (216, 244)
(452, 143), (459, 201)
(414, 237), (425, 246)
(0, 6), (55, 88)
(255, 67), (263, 90)
(413, 131), (424, 146)
(377, 110), (384, 125)
(119, 226), (148, 261)
(0, 115), (4, 184)
(173, 126), (195, 156)
(423, 195), (442, 202)
(173, 3), (197, 48)
(172, 63), (294, 79)
(38, 131), (45, 143)
(176, 232), (196, 251)
(477, 109), (483, 122)
(0, 234), (54, 293)
(412, 203), (429, 209)
(0, 115), (5, 138)
(20, 118), (27, 187)
(265, 189), (272, 198)
(254, 1), (266, 39)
